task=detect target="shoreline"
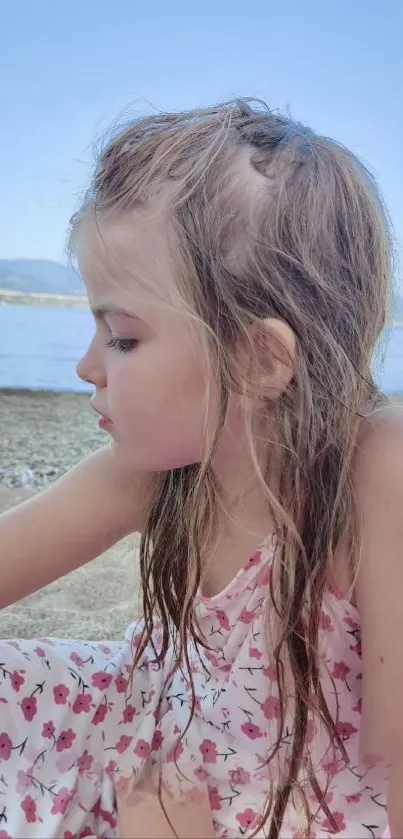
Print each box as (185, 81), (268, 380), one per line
(0, 289), (88, 308)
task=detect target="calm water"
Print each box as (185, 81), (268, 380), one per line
(0, 304), (402, 394)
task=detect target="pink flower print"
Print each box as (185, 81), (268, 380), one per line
(106, 759), (117, 778)
(92, 702), (108, 726)
(236, 808), (258, 831)
(122, 704), (136, 724)
(167, 740), (184, 763)
(21, 697), (37, 722)
(322, 758), (341, 779)
(56, 728), (77, 752)
(10, 670), (25, 692)
(353, 698), (362, 714)
(229, 767), (251, 786)
(194, 765), (208, 781)
(328, 581), (343, 600)
(263, 664), (278, 680)
(262, 696), (281, 720)
(70, 652), (84, 669)
(332, 661), (350, 680)
(116, 735), (132, 754)
(258, 566), (272, 587)
(243, 550), (262, 570)
(91, 671), (113, 690)
(16, 770), (32, 794)
(239, 608), (254, 624)
(115, 673), (128, 694)
(193, 695), (202, 712)
(72, 693), (92, 714)
(322, 812), (346, 833)
(249, 646), (263, 660)
(51, 786), (73, 815)
(346, 792), (361, 803)
(134, 739), (151, 759)
(34, 647), (46, 658)
(199, 738), (218, 763)
(216, 610), (230, 631)
(151, 730), (164, 751)
(344, 614), (359, 630)
(350, 641), (362, 657)
(0, 832), (12, 838)
(319, 611), (333, 631)
(209, 786), (221, 811)
(0, 733), (13, 760)
(204, 651), (220, 668)
(77, 750), (93, 774)
(336, 720), (358, 739)
(53, 684), (70, 705)
(91, 801), (117, 830)
(21, 795), (37, 823)
(42, 720), (55, 739)
(241, 722), (263, 740)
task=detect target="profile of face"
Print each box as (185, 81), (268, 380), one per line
(76, 209), (246, 473)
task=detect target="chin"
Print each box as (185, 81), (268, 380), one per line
(111, 439), (202, 473)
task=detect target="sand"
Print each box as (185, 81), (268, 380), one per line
(0, 389), (140, 640)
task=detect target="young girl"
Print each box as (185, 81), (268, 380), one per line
(1, 99), (402, 839)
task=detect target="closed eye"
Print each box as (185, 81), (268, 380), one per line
(107, 337), (139, 353)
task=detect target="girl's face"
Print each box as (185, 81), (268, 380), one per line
(76, 211), (244, 473)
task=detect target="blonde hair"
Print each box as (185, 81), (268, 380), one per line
(69, 99), (393, 836)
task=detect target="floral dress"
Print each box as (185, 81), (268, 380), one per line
(0, 535), (388, 837)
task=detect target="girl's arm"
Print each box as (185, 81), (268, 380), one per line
(354, 408), (403, 838)
(0, 446), (151, 608)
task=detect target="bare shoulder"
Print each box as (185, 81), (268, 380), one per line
(352, 402), (403, 763)
(353, 401), (403, 492)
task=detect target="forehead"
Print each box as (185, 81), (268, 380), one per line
(76, 209), (182, 312)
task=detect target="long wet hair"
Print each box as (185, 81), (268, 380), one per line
(69, 100), (393, 836)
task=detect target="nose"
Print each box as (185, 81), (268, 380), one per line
(76, 337), (107, 389)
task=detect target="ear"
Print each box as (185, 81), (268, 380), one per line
(249, 317), (297, 401)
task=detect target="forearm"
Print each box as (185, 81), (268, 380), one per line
(0, 446), (149, 608)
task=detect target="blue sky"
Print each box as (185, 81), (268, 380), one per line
(2, 0), (402, 276)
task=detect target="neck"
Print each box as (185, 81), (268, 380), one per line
(201, 438), (275, 597)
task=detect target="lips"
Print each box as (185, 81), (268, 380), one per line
(91, 403), (113, 425)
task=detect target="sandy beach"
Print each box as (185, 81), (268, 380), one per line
(0, 389), (140, 640)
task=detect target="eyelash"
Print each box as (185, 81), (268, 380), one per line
(106, 337), (139, 354)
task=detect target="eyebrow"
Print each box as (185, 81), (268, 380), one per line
(91, 305), (142, 320)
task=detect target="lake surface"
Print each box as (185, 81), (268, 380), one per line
(0, 304), (401, 394)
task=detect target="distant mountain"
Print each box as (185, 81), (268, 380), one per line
(0, 259), (84, 295)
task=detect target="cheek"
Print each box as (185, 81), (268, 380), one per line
(106, 350), (212, 469)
